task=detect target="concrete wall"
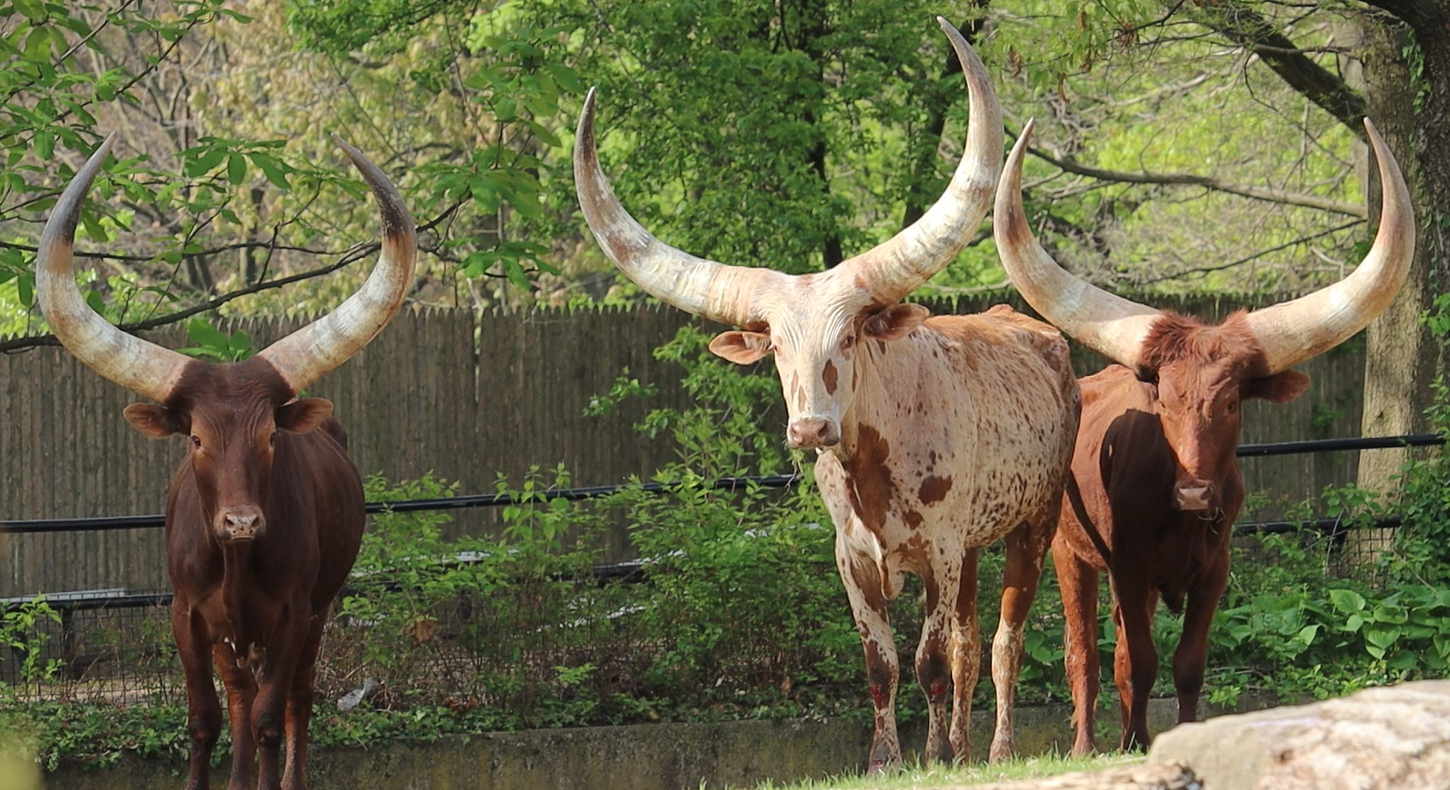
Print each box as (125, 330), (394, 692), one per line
(47, 697), (1266, 790)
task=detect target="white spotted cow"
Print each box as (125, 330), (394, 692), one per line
(574, 19), (1080, 770)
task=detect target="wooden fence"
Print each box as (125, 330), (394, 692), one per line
(0, 294), (1368, 597)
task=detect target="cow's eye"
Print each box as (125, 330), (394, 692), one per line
(190, 435), (202, 449)
(269, 432), (276, 447)
(1227, 400), (1239, 414)
(841, 335), (855, 350)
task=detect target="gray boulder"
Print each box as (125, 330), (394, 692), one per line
(1148, 680), (1450, 789)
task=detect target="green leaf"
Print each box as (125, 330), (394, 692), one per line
(226, 153), (247, 186)
(249, 153), (290, 189)
(501, 258), (531, 292)
(185, 147), (228, 177)
(14, 0), (45, 21)
(185, 318), (230, 350)
(84, 290), (106, 315)
(1365, 628), (1400, 649)
(1328, 589), (1365, 614)
(17, 272), (33, 308)
(1388, 651), (1419, 671)
(34, 130), (54, 160)
(22, 25), (51, 62)
(81, 212), (108, 244)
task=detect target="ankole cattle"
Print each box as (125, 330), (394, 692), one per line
(576, 20), (1080, 768)
(994, 118), (1414, 753)
(36, 134), (416, 790)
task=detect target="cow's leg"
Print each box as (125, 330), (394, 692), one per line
(1111, 580), (1159, 752)
(916, 561), (959, 765)
(253, 604), (310, 790)
(1054, 539), (1100, 757)
(282, 615), (326, 790)
(1172, 560), (1228, 726)
(836, 538), (900, 774)
(987, 517), (1055, 763)
(212, 643), (258, 790)
(948, 547), (981, 762)
(173, 600), (221, 790)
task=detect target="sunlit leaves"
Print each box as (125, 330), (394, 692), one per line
(177, 317), (254, 362)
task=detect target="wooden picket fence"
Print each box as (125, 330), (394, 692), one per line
(0, 294), (1369, 596)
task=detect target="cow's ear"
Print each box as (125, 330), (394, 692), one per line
(1245, 370), (1310, 403)
(123, 404), (188, 439)
(862, 303), (929, 341)
(709, 331), (773, 365)
(277, 398), (334, 434)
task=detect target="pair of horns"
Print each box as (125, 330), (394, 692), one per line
(36, 134), (417, 402)
(574, 17), (1004, 325)
(576, 17), (1413, 372)
(994, 118), (1415, 374)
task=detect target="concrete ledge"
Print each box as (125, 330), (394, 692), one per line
(45, 697), (1235, 790)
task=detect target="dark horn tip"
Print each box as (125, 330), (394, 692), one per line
(577, 88), (602, 156)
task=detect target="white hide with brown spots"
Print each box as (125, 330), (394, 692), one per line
(813, 308), (1079, 768)
(573, 20), (1080, 770)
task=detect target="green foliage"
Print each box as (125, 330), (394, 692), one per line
(0, 598), (61, 685)
(176, 317), (254, 362)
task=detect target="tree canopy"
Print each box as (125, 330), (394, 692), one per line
(0, 0), (1434, 377)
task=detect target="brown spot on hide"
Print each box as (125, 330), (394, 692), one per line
(903, 509), (924, 529)
(823, 360), (838, 395)
(846, 424), (895, 535)
(918, 475), (953, 505)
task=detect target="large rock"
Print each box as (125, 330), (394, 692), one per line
(1148, 680), (1450, 789)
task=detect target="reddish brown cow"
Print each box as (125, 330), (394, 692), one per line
(577, 21), (1081, 769)
(36, 135), (416, 790)
(994, 118), (1414, 753)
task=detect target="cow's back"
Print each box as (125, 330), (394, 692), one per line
(822, 305), (1080, 565)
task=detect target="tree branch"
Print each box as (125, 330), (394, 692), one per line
(1137, 218), (1365, 286)
(1013, 126), (1367, 218)
(0, 196), (469, 354)
(0, 244), (379, 353)
(1185, 0), (1366, 136)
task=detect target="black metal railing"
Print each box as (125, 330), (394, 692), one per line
(0, 432), (1441, 612)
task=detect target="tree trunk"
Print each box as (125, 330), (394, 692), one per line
(1355, 4), (1450, 496)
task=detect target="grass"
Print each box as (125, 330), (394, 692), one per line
(753, 753), (1144, 790)
(0, 728), (40, 790)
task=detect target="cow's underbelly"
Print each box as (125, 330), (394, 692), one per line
(816, 432), (1067, 598)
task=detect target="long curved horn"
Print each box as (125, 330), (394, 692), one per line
(36, 133), (192, 403)
(838, 17), (1004, 305)
(573, 88), (773, 326)
(258, 135), (417, 394)
(994, 119), (1160, 369)
(1245, 118), (1415, 373)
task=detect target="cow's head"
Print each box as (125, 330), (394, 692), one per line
(575, 19), (1002, 449)
(996, 118), (1414, 512)
(36, 134), (416, 542)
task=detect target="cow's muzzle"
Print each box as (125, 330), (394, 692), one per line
(216, 508), (266, 542)
(1174, 480), (1216, 512)
(787, 418), (840, 449)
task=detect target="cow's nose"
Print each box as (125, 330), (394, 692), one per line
(219, 510), (265, 541)
(787, 418), (839, 449)
(1174, 481), (1214, 512)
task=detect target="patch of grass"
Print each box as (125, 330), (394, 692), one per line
(753, 753), (1143, 790)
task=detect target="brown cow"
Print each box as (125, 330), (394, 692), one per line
(35, 134), (416, 790)
(576, 20), (1081, 769)
(994, 118), (1414, 753)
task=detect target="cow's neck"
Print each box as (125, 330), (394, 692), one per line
(833, 329), (933, 462)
